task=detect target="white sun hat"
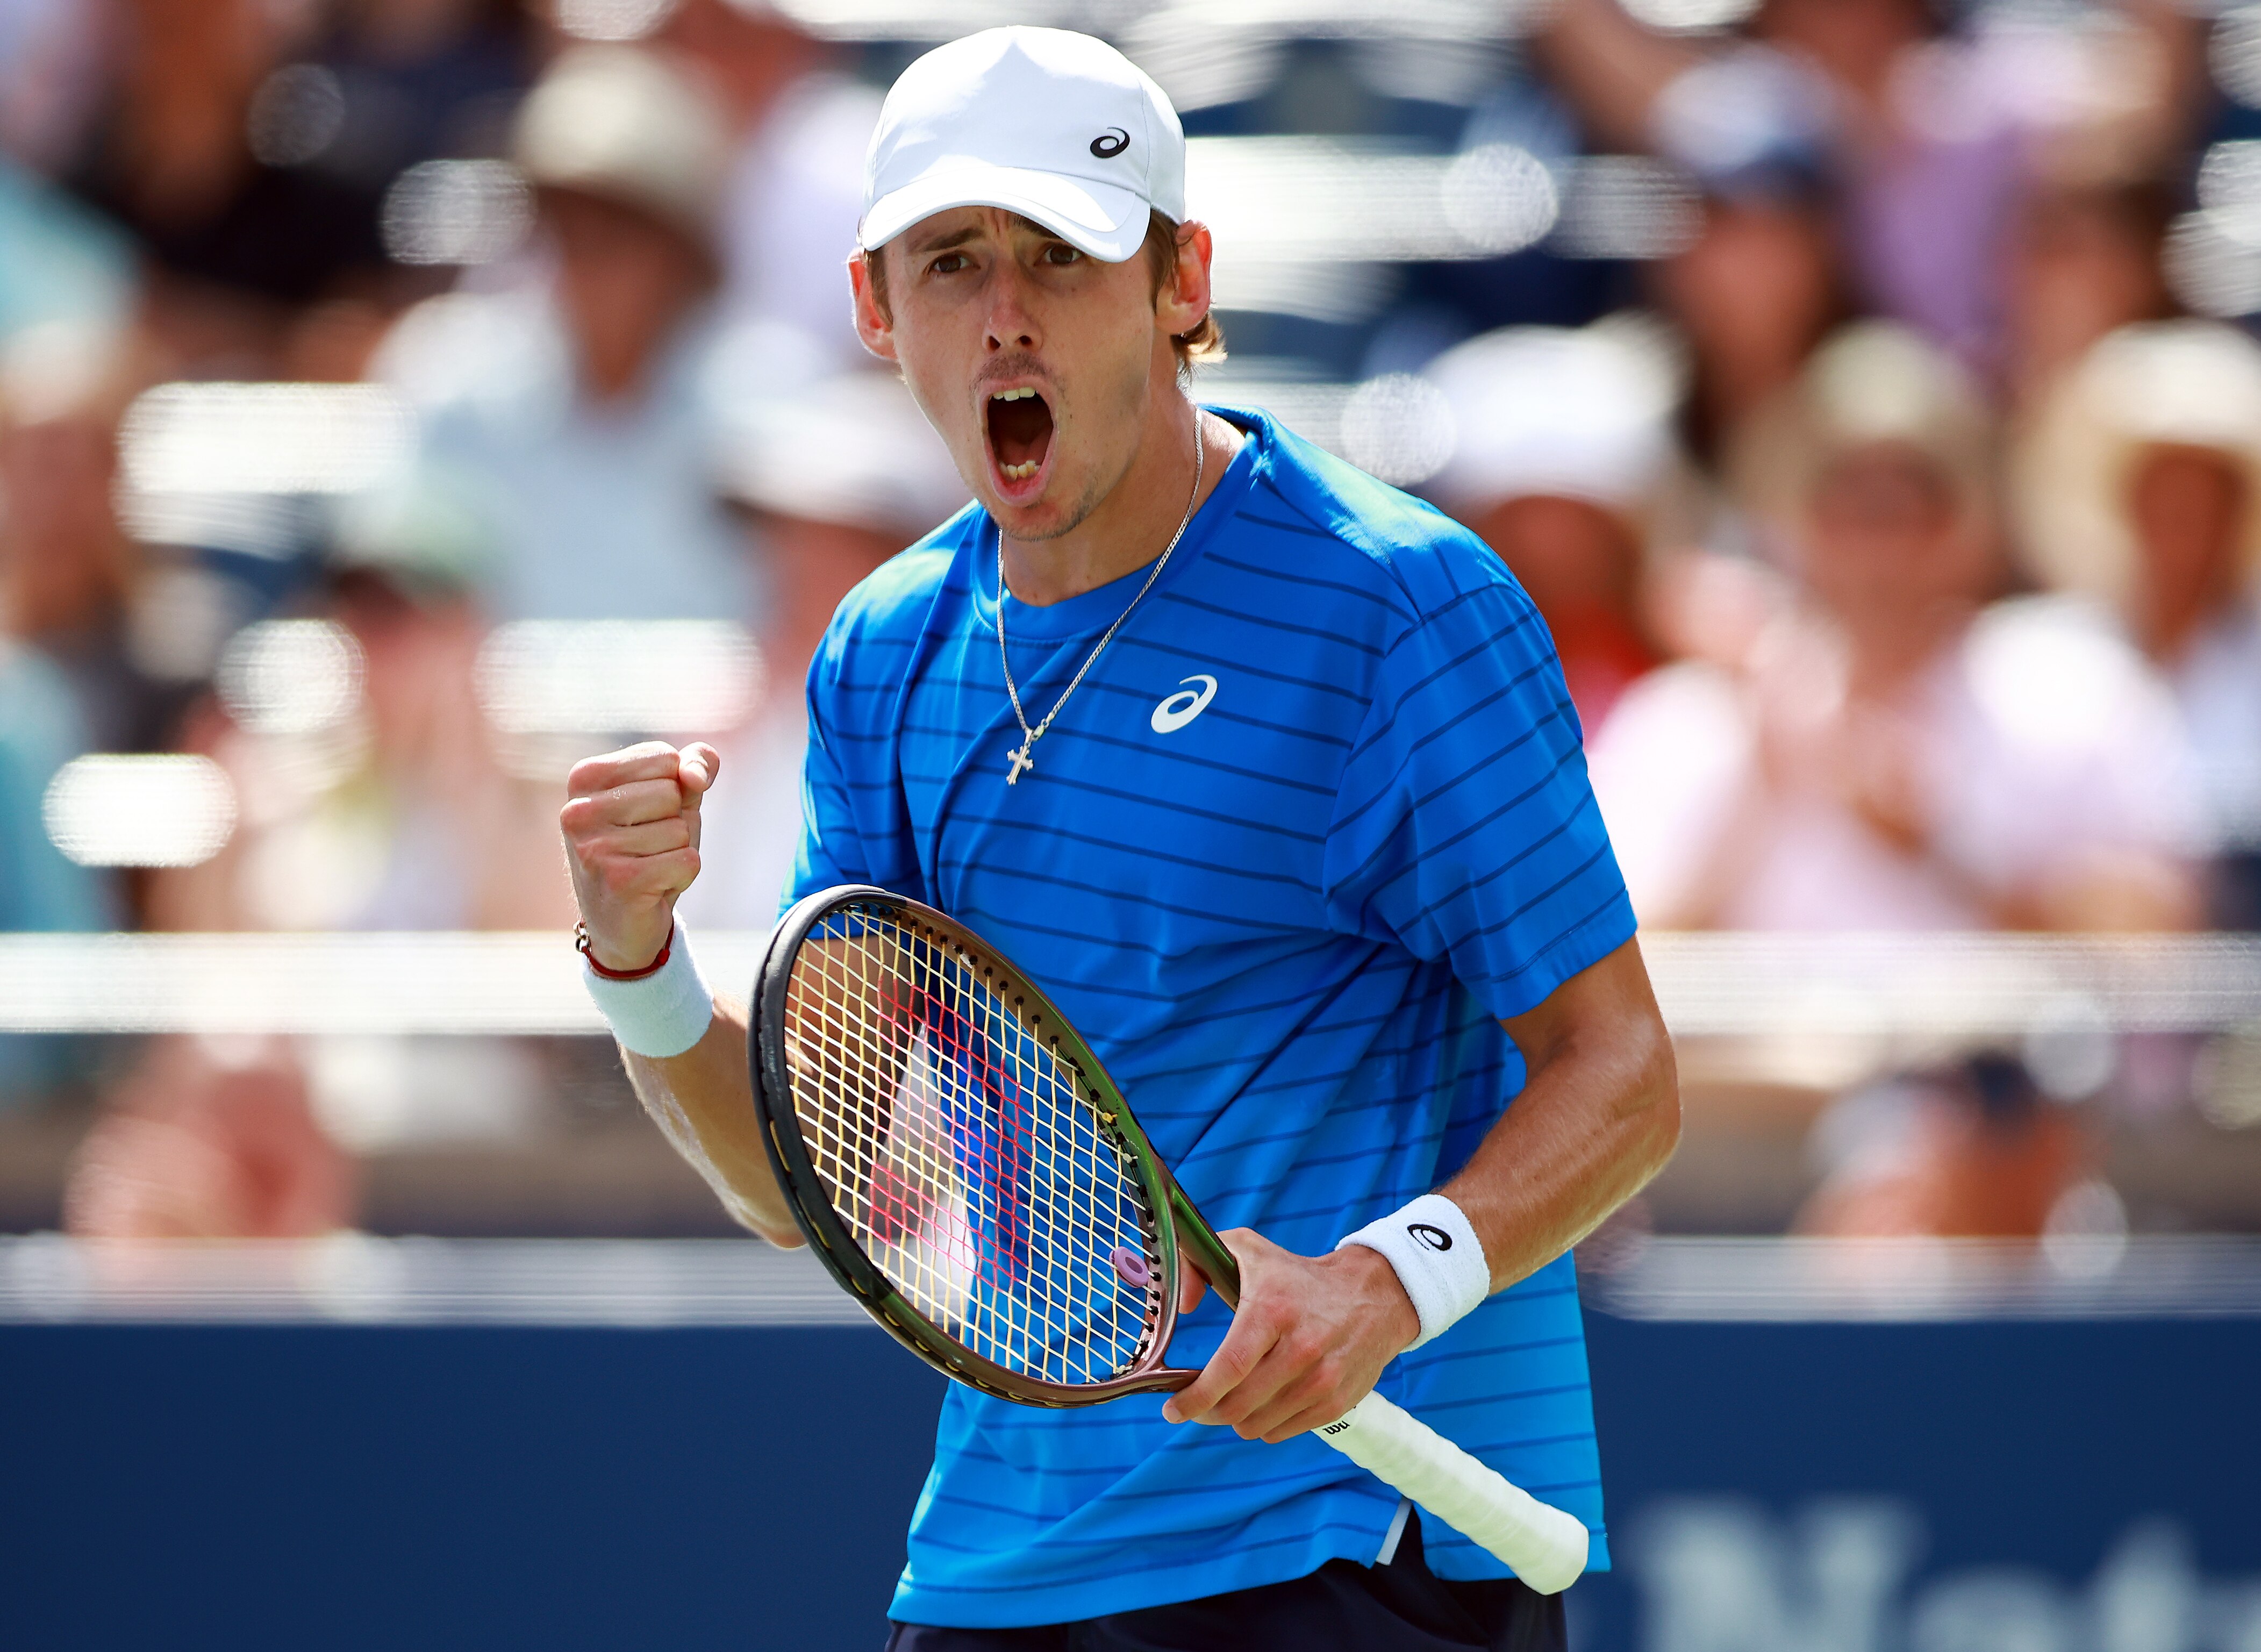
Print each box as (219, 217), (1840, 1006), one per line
(1425, 325), (1680, 518)
(2013, 321), (2261, 609)
(719, 371), (969, 538)
(514, 46), (728, 249)
(858, 26), (1185, 264)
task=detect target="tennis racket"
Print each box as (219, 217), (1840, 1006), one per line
(747, 884), (1590, 1596)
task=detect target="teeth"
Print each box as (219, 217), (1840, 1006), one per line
(991, 388), (1038, 402)
(1001, 460), (1039, 480)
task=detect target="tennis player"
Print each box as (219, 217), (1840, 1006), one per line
(561, 27), (1679, 1651)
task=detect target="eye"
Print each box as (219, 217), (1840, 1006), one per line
(927, 252), (970, 276)
(1040, 242), (1082, 266)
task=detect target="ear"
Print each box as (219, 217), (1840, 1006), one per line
(1153, 219), (1214, 343)
(848, 250), (899, 364)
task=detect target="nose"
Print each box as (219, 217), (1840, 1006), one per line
(983, 262), (1043, 355)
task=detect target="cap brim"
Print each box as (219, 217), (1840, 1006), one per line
(860, 161), (1148, 262)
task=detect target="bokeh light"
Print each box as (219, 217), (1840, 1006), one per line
(41, 757), (238, 869)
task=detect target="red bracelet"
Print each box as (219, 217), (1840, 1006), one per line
(575, 920), (674, 981)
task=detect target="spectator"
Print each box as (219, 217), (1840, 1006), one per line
(1650, 176), (1848, 469)
(63, 1034), (355, 1239)
(0, 155), (137, 343)
(146, 477), (569, 934)
(1795, 1053), (2096, 1240)
(2013, 320), (2261, 925)
(55, 0), (380, 371)
(379, 45), (750, 625)
(0, 636), (109, 1102)
(1589, 321), (2202, 932)
(1999, 175), (2175, 412)
(678, 373), (968, 931)
(1540, 0), (2203, 377)
(661, 0), (878, 367)
(1424, 323), (1682, 734)
(0, 320), (181, 757)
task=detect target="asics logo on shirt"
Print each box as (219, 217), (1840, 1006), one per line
(1150, 675), (1218, 733)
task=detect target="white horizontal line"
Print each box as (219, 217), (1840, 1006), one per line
(767, 0), (1526, 42)
(0, 1236), (875, 1326)
(3, 1236), (2249, 1325)
(1584, 1237), (2261, 1322)
(2, 932), (2257, 1036)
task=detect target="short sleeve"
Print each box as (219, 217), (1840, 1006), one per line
(783, 697), (865, 913)
(1321, 573), (1637, 1022)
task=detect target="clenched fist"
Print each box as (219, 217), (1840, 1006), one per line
(561, 741), (720, 972)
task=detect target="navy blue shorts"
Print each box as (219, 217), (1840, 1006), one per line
(884, 1512), (1568, 1652)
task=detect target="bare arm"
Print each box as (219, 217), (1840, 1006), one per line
(1448, 935), (1682, 1290)
(561, 740), (803, 1248)
(1163, 937), (1679, 1442)
(1530, 0), (1702, 154)
(621, 999), (803, 1247)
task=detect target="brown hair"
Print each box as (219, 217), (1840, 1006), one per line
(863, 209), (1225, 378)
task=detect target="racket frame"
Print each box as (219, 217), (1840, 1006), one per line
(750, 884), (1239, 1407)
(750, 885), (1592, 1594)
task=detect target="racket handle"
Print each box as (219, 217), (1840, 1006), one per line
(1316, 1391), (1590, 1595)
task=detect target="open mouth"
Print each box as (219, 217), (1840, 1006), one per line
(985, 387), (1054, 495)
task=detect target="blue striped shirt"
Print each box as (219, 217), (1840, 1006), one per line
(787, 406), (1636, 1627)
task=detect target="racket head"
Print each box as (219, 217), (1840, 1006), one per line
(750, 884), (1196, 1408)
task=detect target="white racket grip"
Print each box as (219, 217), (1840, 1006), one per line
(1316, 1391), (1590, 1595)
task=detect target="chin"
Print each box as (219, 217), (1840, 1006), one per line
(985, 485), (1080, 542)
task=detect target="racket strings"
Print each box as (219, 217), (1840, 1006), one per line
(782, 905), (1164, 1386)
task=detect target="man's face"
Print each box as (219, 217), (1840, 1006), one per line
(850, 207), (1190, 543)
(2128, 443), (2249, 623)
(544, 190), (713, 400)
(1806, 442), (1989, 621)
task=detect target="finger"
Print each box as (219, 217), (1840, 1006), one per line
(603, 818), (693, 857)
(568, 741), (683, 797)
(1161, 1312), (1279, 1426)
(1177, 1264), (1207, 1317)
(1201, 1340), (1313, 1436)
(1233, 1344), (1369, 1441)
(677, 742), (721, 804)
(562, 782), (681, 843)
(593, 846), (700, 903)
(595, 777), (692, 828)
(1261, 1387), (1365, 1446)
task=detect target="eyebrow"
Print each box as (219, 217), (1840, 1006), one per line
(903, 214), (1057, 258)
(905, 225), (984, 255)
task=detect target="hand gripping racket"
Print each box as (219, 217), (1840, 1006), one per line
(748, 885), (1591, 1596)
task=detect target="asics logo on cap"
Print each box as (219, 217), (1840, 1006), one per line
(1408, 1223), (1454, 1251)
(1090, 127), (1129, 158)
(1150, 675), (1217, 733)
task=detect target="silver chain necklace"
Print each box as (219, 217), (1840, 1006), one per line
(996, 414), (1206, 786)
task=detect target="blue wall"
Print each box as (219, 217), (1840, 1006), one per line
(4, 1314), (2255, 1649)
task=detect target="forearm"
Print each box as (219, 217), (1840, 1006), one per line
(621, 995), (804, 1247)
(1443, 953), (1681, 1293)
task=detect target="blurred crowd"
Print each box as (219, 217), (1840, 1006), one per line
(2, 0), (2259, 1246)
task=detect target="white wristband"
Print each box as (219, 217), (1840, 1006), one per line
(582, 920), (715, 1059)
(1336, 1193), (1491, 1350)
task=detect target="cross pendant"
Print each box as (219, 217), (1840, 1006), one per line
(1006, 739), (1036, 785)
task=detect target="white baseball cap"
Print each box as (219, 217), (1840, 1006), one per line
(858, 27), (1185, 264)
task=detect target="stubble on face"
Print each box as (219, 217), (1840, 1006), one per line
(879, 212), (1163, 545)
